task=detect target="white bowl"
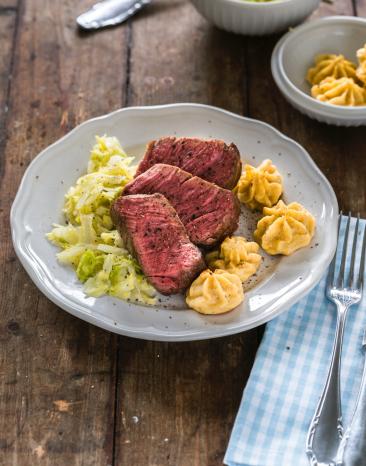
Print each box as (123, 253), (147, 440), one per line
(11, 104), (338, 341)
(272, 16), (366, 126)
(190, 0), (320, 36)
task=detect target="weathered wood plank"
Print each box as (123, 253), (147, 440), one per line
(115, 334), (258, 466)
(0, 12), (15, 131)
(355, 0), (366, 15)
(0, 0), (129, 464)
(0, 1), (18, 9)
(114, 2), (258, 466)
(312, 0), (355, 18)
(127, 0), (247, 114)
(246, 0), (366, 216)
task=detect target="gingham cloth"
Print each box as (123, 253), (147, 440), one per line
(225, 217), (366, 466)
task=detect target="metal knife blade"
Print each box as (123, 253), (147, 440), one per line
(77, 0), (151, 30)
(336, 329), (366, 466)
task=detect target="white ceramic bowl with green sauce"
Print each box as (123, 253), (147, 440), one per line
(190, 0), (320, 36)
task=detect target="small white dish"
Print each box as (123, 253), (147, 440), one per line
(272, 16), (366, 126)
(11, 104), (338, 341)
(190, 0), (320, 36)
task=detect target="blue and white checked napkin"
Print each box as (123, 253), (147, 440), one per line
(225, 217), (366, 466)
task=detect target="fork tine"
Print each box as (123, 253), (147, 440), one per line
(337, 212), (351, 289)
(327, 212), (342, 289)
(348, 213), (360, 288)
(357, 223), (366, 291)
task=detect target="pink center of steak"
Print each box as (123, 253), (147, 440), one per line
(124, 164), (240, 247)
(110, 193), (205, 295)
(136, 137), (242, 190)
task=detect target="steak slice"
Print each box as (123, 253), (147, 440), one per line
(124, 164), (240, 247)
(110, 193), (205, 295)
(136, 137), (242, 190)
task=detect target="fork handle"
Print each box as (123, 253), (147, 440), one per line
(336, 347), (366, 465)
(306, 303), (349, 465)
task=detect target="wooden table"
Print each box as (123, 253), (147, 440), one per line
(1, 0), (366, 464)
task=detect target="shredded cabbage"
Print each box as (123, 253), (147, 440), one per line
(76, 250), (105, 282)
(47, 136), (156, 305)
(63, 137), (135, 234)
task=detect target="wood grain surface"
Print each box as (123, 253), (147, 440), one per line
(0, 0), (365, 465)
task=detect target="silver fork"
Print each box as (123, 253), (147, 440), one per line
(306, 213), (366, 466)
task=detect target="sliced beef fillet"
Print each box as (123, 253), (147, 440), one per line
(124, 164), (240, 247)
(136, 137), (242, 190)
(111, 193), (205, 295)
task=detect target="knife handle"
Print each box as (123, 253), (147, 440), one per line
(336, 349), (366, 466)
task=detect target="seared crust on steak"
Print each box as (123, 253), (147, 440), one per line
(110, 193), (206, 295)
(124, 164), (240, 247)
(136, 137), (242, 190)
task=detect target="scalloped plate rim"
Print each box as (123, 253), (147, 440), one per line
(10, 103), (338, 341)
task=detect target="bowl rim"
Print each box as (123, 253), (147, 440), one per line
(193, 0), (295, 8)
(273, 16), (366, 115)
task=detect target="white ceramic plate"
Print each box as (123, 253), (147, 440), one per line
(11, 104), (338, 341)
